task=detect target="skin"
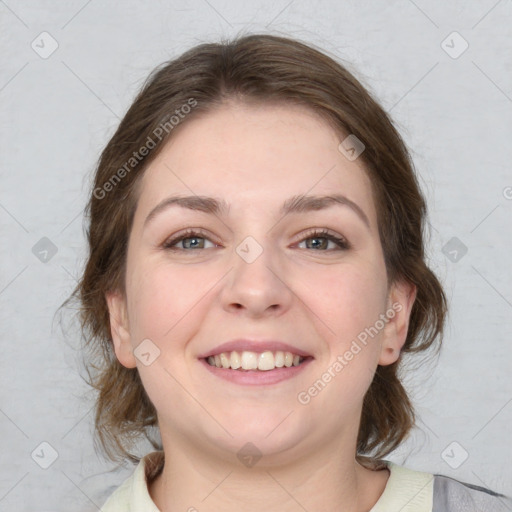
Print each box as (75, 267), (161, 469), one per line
(106, 101), (416, 512)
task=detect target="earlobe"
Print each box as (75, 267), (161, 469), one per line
(105, 290), (137, 369)
(378, 280), (417, 366)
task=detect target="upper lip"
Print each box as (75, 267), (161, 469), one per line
(197, 339), (313, 359)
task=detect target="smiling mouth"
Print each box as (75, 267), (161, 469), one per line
(203, 350), (312, 371)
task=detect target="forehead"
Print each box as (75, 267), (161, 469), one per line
(133, 101), (377, 227)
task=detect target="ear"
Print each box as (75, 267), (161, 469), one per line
(378, 280), (417, 366)
(105, 290), (137, 369)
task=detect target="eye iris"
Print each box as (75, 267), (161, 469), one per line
(307, 237), (328, 250)
(183, 237), (203, 249)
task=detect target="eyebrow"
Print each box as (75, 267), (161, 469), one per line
(143, 193), (370, 229)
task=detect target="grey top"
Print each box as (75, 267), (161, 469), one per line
(433, 474), (512, 512)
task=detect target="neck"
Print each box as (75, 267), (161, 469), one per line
(148, 434), (389, 512)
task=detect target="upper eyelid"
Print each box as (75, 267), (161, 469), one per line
(162, 229), (213, 247)
(299, 227), (347, 240)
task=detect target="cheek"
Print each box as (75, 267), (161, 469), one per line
(297, 261), (388, 343)
(297, 267), (386, 410)
(127, 261), (210, 345)
(292, 263), (388, 423)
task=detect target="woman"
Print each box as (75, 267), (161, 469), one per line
(70, 34), (511, 511)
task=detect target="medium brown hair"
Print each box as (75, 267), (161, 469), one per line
(64, 33), (447, 466)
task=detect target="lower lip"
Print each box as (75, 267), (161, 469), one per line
(200, 358), (313, 385)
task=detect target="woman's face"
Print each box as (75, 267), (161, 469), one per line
(107, 101), (415, 463)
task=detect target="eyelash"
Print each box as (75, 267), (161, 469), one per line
(162, 228), (351, 252)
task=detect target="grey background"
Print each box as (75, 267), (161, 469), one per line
(1, 1), (511, 510)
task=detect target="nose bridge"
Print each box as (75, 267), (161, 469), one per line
(221, 231), (292, 314)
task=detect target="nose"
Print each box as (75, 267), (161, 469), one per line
(220, 239), (294, 318)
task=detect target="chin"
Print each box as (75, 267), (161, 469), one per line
(212, 433), (307, 469)
(217, 415), (307, 458)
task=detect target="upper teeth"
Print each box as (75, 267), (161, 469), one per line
(207, 350), (304, 371)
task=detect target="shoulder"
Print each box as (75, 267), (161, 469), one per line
(432, 473), (512, 512)
(371, 461), (511, 512)
(371, 461), (434, 511)
(100, 451), (164, 512)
